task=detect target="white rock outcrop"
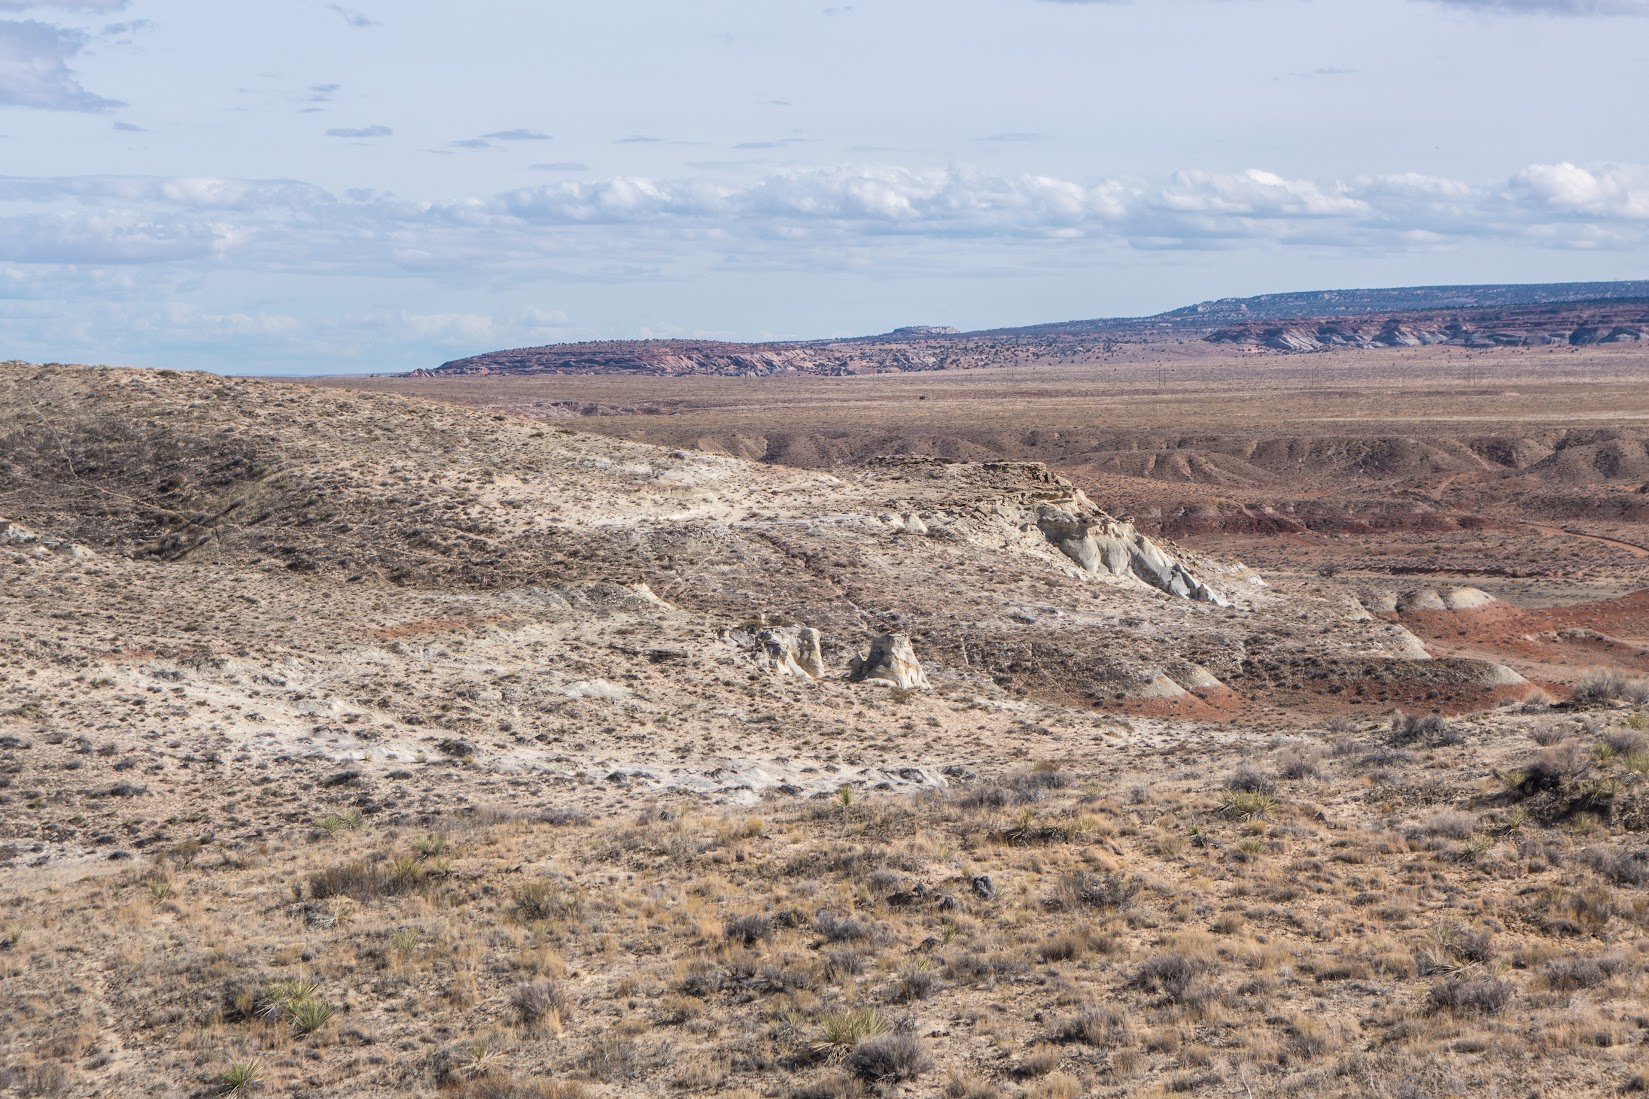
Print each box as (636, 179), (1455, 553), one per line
(1167, 662), (1227, 693)
(1441, 586), (1497, 610)
(849, 633), (931, 690)
(1033, 502), (1225, 605)
(0, 517), (93, 559)
(1394, 586), (1500, 614)
(1467, 661), (1530, 688)
(757, 626), (826, 678)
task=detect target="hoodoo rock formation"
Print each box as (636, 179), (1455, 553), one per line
(850, 633), (931, 690)
(754, 625), (826, 678)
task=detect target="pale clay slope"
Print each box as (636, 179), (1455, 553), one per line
(0, 364), (1533, 869)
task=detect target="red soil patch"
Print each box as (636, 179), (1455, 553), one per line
(1395, 592), (1649, 682)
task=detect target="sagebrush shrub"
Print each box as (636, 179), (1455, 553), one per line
(845, 1034), (931, 1083)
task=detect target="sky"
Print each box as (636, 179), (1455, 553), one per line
(1, 0), (1647, 374)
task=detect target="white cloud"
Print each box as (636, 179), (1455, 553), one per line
(328, 4), (379, 28)
(325, 124), (392, 139)
(519, 306), (571, 332)
(1155, 169), (1367, 218)
(2, 161), (1648, 278)
(0, 209), (232, 263)
(1425, 0), (1648, 12)
(1039, 0), (1649, 9)
(142, 303), (302, 341)
(400, 311), (495, 344)
(0, 1), (126, 9)
(1511, 162), (1649, 219)
(0, 19), (121, 110)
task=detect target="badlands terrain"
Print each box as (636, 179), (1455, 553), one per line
(5, 336), (1649, 1097)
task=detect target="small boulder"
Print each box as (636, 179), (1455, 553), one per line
(849, 633), (931, 690)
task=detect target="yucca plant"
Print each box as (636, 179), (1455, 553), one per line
(287, 996), (334, 1036)
(815, 1007), (887, 1055)
(313, 810), (363, 837)
(218, 1059), (262, 1092)
(257, 979), (332, 1035)
(256, 980), (320, 1021)
(386, 855), (425, 893)
(1219, 789), (1277, 821)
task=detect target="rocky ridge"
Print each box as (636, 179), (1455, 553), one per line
(417, 339), (963, 379)
(1206, 301), (1649, 353)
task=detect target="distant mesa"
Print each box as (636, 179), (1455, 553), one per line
(415, 337), (965, 379)
(885, 325), (960, 339)
(409, 279), (1649, 378)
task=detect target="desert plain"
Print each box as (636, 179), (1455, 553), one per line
(6, 335), (1649, 1097)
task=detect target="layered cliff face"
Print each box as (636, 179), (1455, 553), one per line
(1207, 304), (1649, 353)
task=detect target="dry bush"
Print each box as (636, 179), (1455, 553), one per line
(1050, 1007), (1131, 1048)
(510, 979), (569, 1028)
(461, 1079), (588, 1099)
(724, 913), (773, 945)
(306, 857), (424, 901)
(1572, 670), (1649, 706)
(1047, 870), (1141, 912)
(1223, 765), (1277, 796)
(512, 879), (583, 923)
(1540, 953), (1626, 991)
(1388, 712), (1460, 746)
(845, 1034), (932, 1084)
(814, 911), (883, 944)
(1130, 953), (1214, 1004)
(1426, 974), (1514, 1016)
(1584, 846), (1649, 886)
